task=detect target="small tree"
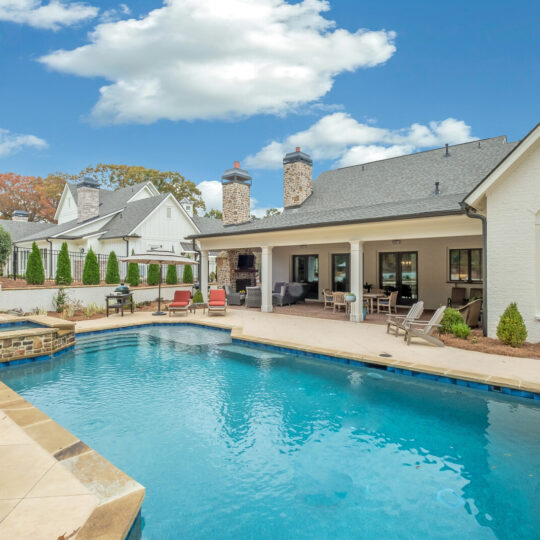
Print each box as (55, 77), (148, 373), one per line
(105, 251), (120, 284)
(55, 242), (72, 285)
(497, 302), (527, 347)
(26, 242), (45, 285)
(182, 264), (194, 284)
(82, 248), (100, 285)
(166, 264), (178, 285)
(0, 225), (12, 269)
(126, 249), (140, 286)
(147, 263), (160, 286)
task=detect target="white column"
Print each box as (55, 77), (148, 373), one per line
(349, 241), (364, 322)
(261, 246), (273, 313)
(200, 250), (209, 303)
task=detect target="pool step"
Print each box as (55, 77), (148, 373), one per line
(76, 335), (141, 354)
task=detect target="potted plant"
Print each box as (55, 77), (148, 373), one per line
(344, 292), (356, 303)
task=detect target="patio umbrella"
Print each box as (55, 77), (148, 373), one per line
(119, 250), (197, 316)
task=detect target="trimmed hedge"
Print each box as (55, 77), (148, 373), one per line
(147, 264), (160, 286)
(55, 242), (72, 285)
(166, 264), (178, 285)
(105, 251), (120, 284)
(26, 242), (45, 285)
(82, 248), (100, 285)
(497, 302), (527, 347)
(182, 264), (194, 284)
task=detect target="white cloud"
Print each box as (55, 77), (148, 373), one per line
(39, 0), (396, 124)
(0, 128), (48, 157)
(0, 0), (98, 30)
(100, 2), (130, 23)
(244, 114), (476, 169)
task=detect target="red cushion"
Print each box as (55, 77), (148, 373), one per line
(209, 289), (226, 302)
(209, 301), (226, 307)
(170, 302), (189, 308)
(173, 290), (191, 303)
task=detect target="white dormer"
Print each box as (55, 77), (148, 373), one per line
(55, 184), (78, 224)
(180, 198), (194, 217)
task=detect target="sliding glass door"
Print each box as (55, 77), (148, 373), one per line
(332, 254), (350, 292)
(379, 252), (418, 305)
(292, 255), (319, 299)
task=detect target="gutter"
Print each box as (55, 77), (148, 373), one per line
(462, 203), (487, 336)
(192, 238), (201, 286)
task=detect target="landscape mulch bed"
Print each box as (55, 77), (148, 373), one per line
(439, 329), (540, 360)
(42, 301), (164, 322)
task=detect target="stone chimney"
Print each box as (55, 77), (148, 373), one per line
(12, 210), (29, 222)
(283, 147), (312, 208)
(77, 177), (100, 223)
(221, 161), (251, 226)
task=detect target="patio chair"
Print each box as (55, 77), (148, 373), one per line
(168, 290), (191, 317)
(273, 281), (286, 294)
(333, 292), (347, 313)
(377, 291), (398, 314)
(225, 285), (243, 306)
(208, 289), (227, 316)
(386, 301), (424, 336)
(245, 286), (262, 308)
(469, 287), (483, 300)
(447, 287), (466, 308)
(403, 305), (446, 346)
(458, 298), (482, 328)
(323, 289), (334, 310)
(272, 284), (293, 306)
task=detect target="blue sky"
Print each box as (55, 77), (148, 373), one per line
(1, 0), (538, 216)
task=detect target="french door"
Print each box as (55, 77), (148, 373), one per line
(379, 252), (418, 305)
(332, 254), (350, 292)
(292, 255), (319, 299)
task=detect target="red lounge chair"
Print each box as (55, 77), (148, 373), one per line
(208, 289), (227, 315)
(168, 290), (192, 316)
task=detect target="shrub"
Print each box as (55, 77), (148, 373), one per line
(166, 264), (178, 285)
(147, 264), (160, 285)
(126, 250), (140, 287)
(83, 302), (102, 317)
(451, 322), (471, 339)
(0, 225), (12, 268)
(53, 288), (68, 313)
(440, 308), (463, 334)
(55, 242), (72, 285)
(182, 264), (194, 284)
(497, 302), (527, 347)
(82, 248), (100, 285)
(193, 289), (204, 303)
(105, 251), (120, 284)
(26, 242), (45, 285)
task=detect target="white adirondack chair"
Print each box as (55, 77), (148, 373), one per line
(386, 301), (424, 336)
(403, 305), (446, 347)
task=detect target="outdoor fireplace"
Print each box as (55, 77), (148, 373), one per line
(235, 279), (252, 292)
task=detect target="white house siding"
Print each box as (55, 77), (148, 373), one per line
(485, 138), (540, 341)
(56, 189), (78, 224)
(272, 235), (482, 310)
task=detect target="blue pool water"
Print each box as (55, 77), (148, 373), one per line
(0, 321), (45, 332)
(1, 326), (539, 539)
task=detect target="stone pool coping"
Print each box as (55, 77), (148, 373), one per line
(0, 381), (144, 539)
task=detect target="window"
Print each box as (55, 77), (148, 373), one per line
(166, 207), (172, 218)
(449, 248), (482, 282)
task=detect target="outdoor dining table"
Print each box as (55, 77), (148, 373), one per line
(363, 292), (387, 314)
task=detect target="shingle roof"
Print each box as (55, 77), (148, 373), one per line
(0, 220), (52, 242)
(192, 136), (519, 238)
(191, 215), (223, 234)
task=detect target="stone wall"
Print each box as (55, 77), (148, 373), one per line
(284, 161), (312, 208)
(222, 182), (250, 225)
(217, 249), (258, 291)
(77, 185), (100, 222)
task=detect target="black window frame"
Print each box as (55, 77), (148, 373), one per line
(449, 248), (483, 283)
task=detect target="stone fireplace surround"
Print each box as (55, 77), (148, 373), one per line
(217, 249), (259, 292)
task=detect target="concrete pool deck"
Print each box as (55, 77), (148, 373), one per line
(1, 309), (539, 538)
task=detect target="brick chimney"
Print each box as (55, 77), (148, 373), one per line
(221, 161), (251, 226)
(283, 147), (312, 208)
(12, 210), (29, 222)
(77, 177), (100, 222)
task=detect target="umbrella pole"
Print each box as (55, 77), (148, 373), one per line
(153, 263), (166, 316)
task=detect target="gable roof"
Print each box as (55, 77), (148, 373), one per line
(192, 136), (519, 238)
(0, 220), (52, 243)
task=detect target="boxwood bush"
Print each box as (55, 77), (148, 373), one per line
(440, 308), (464, 334)
(451, 322), (471, 339)
(497, 302), (527, 347)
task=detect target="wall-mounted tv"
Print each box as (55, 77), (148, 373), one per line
(237, 254), (255, 269)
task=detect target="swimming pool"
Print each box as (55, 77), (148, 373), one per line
(1, 325), (538, 539)
(0, 320), (45, 332)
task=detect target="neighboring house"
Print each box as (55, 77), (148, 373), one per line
(5, 178), (219, 280)
(192, 124), (540, 341)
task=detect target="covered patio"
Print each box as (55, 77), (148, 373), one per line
(197, 213), (484, 324)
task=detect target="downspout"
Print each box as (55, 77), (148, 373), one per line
(46, 238), (53, 280)
(122, 236), (130, 281)
(462, 203), (487, 336)
(192, 238), (201, 287)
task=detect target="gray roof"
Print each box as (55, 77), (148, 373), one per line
(0, 220), (51, 242)
(191, 215), (223, 234)
(192, 136), (519, 238)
